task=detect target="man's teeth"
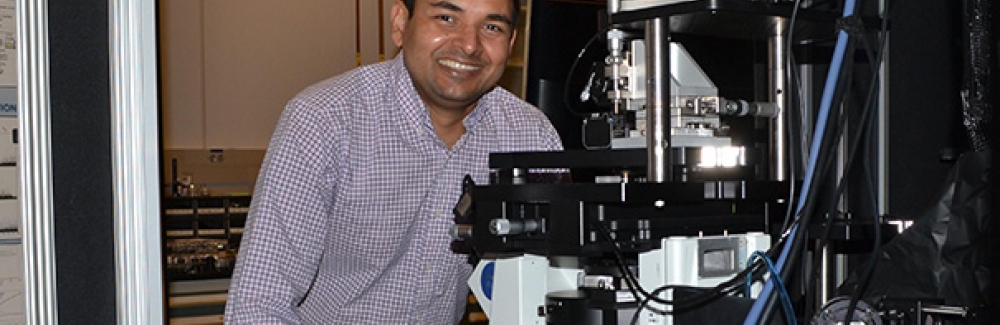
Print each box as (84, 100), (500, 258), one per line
(439, 59), (479, 71)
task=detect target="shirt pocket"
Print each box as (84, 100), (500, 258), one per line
(335, 181), (417, 267)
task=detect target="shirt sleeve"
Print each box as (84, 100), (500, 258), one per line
(537, 116), (564, 151)
(224, 97), (339, 324)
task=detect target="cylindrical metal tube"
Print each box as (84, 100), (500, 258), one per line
(920, 305), (969, 317)
(607, 29), (626, 114)
(750, 102), (781, 118)
(450, 224), (473, 240)
(722, 99), (781, 118)
(489, 218), (540, 236)
(645, 18), (671, 182)
(768, 18), (788, 181)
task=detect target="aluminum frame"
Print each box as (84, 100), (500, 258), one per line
(110, 0), (164, 324)
(18, 0), (58, 323)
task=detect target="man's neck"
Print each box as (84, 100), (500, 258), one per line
(426, 103), (476, 149)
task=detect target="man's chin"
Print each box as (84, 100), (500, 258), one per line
(436, 87), (488, 105)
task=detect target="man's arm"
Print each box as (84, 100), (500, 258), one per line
(224, 98), (339, 324)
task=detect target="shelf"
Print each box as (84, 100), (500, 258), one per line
(170, 278), (231, 294)
(169, 293), (229, 308)
(196, 207), (226, 215)
(165, 208), (195, 216)
(165, 229), (231, 238)
(166, 230), (195, 237)
(170, 314), (223, 325)
(163, 196), (250, 281)
(165, 228), (242, 237)
(198, 229), (227, 236)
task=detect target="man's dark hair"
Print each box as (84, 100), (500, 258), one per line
(402, 0), (521, 27)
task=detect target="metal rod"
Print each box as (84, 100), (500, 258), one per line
(767, 18), (788, 181)
(645, 18), (671, 182)
(877, 0), (890, 218)
(19, 0), (60, 323)
(921, 305), (969, 317)
(819, 246), (830, 306)
(111, 2), (168, 323)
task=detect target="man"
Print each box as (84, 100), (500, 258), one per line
(224, 0), (562, 323)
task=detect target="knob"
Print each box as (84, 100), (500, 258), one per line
(489, 219), (540, 236)
(450, 224), (473, 240)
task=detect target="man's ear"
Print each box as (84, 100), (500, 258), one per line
(390, 0), (408, 48)
(508, 29), (517, 52)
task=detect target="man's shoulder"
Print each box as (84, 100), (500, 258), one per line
(283, 60), (399, 121)
(484, 88), (550, 127)
(479, 88), (563, 150)
(297, 61), (396, 103)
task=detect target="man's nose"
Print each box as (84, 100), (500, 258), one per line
(452, 25), (481, 55)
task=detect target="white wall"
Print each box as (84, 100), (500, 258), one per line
(160, 0), (390, 149)
(358, 0), (400, 65)
(159, 0), (205, 149)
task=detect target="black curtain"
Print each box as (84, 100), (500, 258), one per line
(49, 0), (116, 324)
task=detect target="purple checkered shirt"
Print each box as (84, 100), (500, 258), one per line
(225, 54), (563, 324)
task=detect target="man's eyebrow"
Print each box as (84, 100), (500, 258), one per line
(429, 1), (462, 12)
(486, 13), (514, 27)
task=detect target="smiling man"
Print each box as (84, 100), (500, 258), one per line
(223, 0), (562, 324)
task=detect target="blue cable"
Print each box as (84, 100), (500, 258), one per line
(746, 251), (797, 325)
(742, 1), (858, 324)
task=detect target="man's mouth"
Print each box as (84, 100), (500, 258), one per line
(438, 59), (480, 72)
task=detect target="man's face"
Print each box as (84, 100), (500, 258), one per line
(391, 0), (516, 112)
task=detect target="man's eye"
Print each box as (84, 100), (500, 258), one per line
(485, 24), (504, 33)
(435, 15), (454, 22)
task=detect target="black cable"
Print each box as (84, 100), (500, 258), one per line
(757, 109), (845, 323)
(628, 283), (743, 325)
(588, 218), (778, 309)
(820, 59), (880, 323)
(805, 76), (877, 306)
(852, 77), (884, 322)
(629, 286), (669, 325)
(562, 29), (607, 118)
(759, 28), (864, 323)
(805, 111), (854, 297)
(588, 219), (643, 303)
(807, 61), (867, 284)
(589, 219), (688, 306)
(781, 0), (815, 238)
(796, 2), (891, 322)
(758, 66), (851, 325)
(842, 2), (891, 322)
(786, 0), (814, 179)
(791, 2), (892, 322)
(627, 269), (762, 323)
